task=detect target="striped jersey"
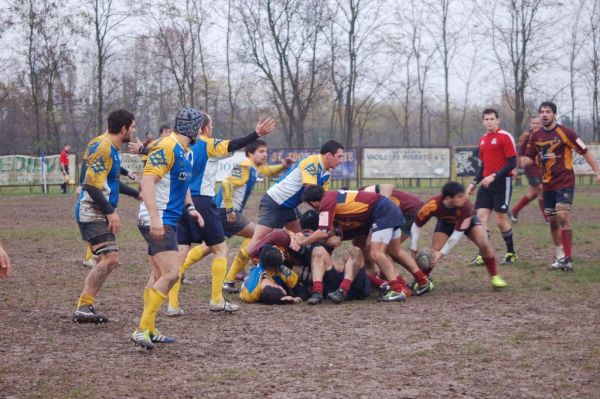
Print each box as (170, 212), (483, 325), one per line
(318, 190), (381, 232)
(214, 158), (284, 212)
(267, 154), (330, 208)
(76, 133), (121, 222)
(189, 136), (232, 197)
(138, 133), (193, 227)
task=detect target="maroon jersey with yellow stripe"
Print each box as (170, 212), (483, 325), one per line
(318, 190), (381, 232)
(525, 124), (587, 191)
(390, 190), (424, 217)
(415, 194), (475, 231)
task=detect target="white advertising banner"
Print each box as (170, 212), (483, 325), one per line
(363, 148), (451, 178)
(121, 151), (247, 182)
(0, 154), (76, 186)
(573, 144), (600, 175)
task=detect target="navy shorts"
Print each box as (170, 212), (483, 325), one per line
(322, 268), (371, 300)
(257, 194), (300, 228)
(177, 195), (225, 246)
(78, 221), (117, 247)
(475, 177), (513, 213)
(434, 214), (482, 237)
(400, 211), (416, 236)
(218, 209), (251, 238)
(371, 197), (405, 232)
(138, 224), (178, 256)
(543, 187), (575, 210)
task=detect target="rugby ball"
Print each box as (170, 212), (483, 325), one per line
(416, 248), (434, 273)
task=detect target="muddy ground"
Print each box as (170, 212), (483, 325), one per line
(1, 187), (599, 398)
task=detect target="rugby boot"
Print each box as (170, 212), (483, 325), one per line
(209, 299), (240, 312)
(377, 289), (407, 302)
(167, 306), (184, 317)
(307, 292), (323, 305)
(378, 281), (390, 295)
(327, 288), (347, 304)
(550, 257), (573, 272)
(82, 258), (96, 269)
(500, 252), (517, 266)
(150, 330), (176, 344)
(468, 255), (485, 267)
(72, 305), (108, 324)
(131, 329), (155, 350)
(491, 275), (508, 288)
(412, 279), (435, 296)
(508, 210), (518, 223)
(222, 281), (240, 294)
(181, 273), (192, 285)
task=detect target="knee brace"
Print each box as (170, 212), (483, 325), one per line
(92, 243), (119, 256)
(544, 208), (557, 218)
(556, 203), (572, 213)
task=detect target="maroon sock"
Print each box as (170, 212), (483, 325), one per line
(560, 229), (573, 258)
(390, 276), (407, 292)
(537, 198), (547, 221)
(512, 196), (533, 216)
(339, 278), (352, 294)
(367, 273), (386, 287)
(312, 281), (323, 294)
(413, 269), (428, 286)
(483, 257), (497, 277)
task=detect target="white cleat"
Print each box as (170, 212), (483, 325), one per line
(167, 306), (184, 317)
(209, 299), (239, 313)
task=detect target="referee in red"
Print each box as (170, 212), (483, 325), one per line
(467, 108), (517, 266)
(59, 144), (71, 194)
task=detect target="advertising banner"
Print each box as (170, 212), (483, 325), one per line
(454, 146), (480, 177)
(362, 148), (450, 178)
(269, 148), (357, 179)
(0, 154), (76, 186)
(573, 144), (600, 175)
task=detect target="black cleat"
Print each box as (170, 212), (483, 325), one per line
(307, 292), (323, 305)
(72, 305), (109, 324)
(327, 288), (347, 304)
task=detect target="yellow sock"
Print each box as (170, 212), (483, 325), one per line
(77, 293), (94, 308)
(168, 275), (182, 309)
(85, 245), (93, 261)
(183, 245), (206, 271)
(143, 287), (150, 306)
(137, 288), (166, 332)
(224, 240), (251, 282)
(211, 257), (227, 303)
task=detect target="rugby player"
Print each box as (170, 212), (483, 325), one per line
(521, 101), (600, 271)
(509, 116), (547, 223)
(131, 107), (204, 349)
(466, 108), (518, 266)
(172, 112), (276, 315)
(72, 109), (136, 323)
(410, 181), (508, 289)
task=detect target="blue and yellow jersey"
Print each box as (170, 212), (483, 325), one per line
(76, 133), (121, 222)
(266, 154), (330, 209)
(189, 136), (232, 197)
(138, 133), (193, 227)
(214, 158), (284, 212)
(240, 263), (299, 303)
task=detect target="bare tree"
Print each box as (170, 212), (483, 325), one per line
(234, 0), (329, 147)
(587, 0), (600, 141)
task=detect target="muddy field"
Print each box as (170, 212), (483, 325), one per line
(1, 187), (599, 398)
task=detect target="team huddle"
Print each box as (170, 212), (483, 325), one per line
(71, 101), (600, 350)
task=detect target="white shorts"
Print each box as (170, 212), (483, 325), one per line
(370, 227), (403, 244)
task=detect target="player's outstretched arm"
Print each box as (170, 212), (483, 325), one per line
(582, 151), (600, 184)
(0, 243), (11, 279)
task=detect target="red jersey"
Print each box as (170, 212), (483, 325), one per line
(525, 124), (587, 191)
(518, 132), (541, 177)
(389, 190), (424, 217)
(318, 190), (381, 232)
(59, 150), (69, 167)
(478, 128), (517, 177)
(415, 194), (475, 231)
(249, 230), (292, 259)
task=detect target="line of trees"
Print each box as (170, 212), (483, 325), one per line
(1, 0), (599, 155)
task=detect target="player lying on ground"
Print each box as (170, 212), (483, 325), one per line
(172, 112), (277, 315)
(240, 245), (308, 305)
(297, 185), (428, 303)
(410, 181), (508, 289)
(131, 107), (204, 350)
(520, 101), (600, 271)
(72, 109), (136, 324)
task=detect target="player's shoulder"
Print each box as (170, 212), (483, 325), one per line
(497, 129), (515, 141)
(556, 124), (577, 136)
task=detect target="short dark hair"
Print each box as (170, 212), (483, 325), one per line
(107, 109), (135, 134)
(259, 245), (283, 272)
(200, 112), (211, 130)
(245, 139), (268, 156)
(301, 184), (325, 203)
(159, 125), (170, 134)
(320, 140), (344, 155)
(482, 108), (498, 119)
(300, 209), (319, 231)
(441, 181), (465, 198)
(538, 101), (557, 114)
(261, 285), (285, 305)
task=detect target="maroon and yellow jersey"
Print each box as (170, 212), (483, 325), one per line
(318, 190), (381, 232)
(518, 131), (541, 177)
(415, 194), (475, 231)
(525, 124), (588, 191)
(479, 128), (517, 177)
(390, 190), (424, 217)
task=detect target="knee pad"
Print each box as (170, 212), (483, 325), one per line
(92, 243), (119, 256)
(556, 203), (572, 213)
(544, 208), (557, 218)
